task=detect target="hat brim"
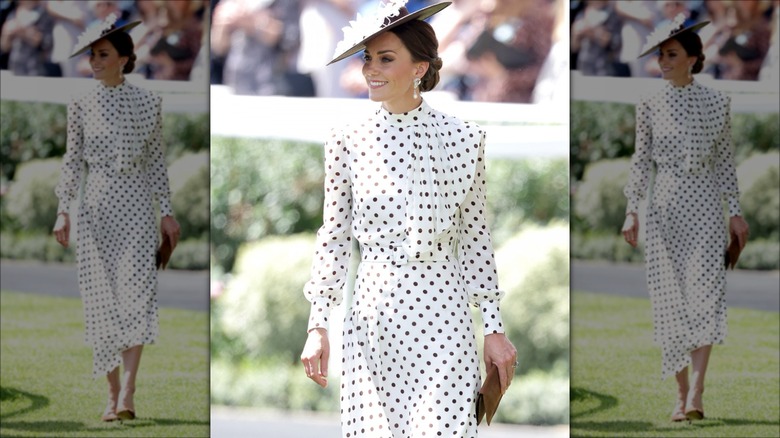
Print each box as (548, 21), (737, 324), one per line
(638, 21), (709, 58)
(70, 20), (141, 58)
(328, 2), (451, 66)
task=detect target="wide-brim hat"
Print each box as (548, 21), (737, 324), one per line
(70, 13), (141, 58)
(328, 1), (451, 65)
(638, 13), (709, 58)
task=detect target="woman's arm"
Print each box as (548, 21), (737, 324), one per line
(54, 99), (85, 215)
(714, 95), (749, 248)
(146, 94), (174, 218)
(303, 129), (353, 333)
(622, 98), (653, 247)
(301, 129), (353, 387)
(458, 133), (516, 391)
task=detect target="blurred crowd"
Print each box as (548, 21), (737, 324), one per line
(210, 0), (566, 103)
(0, 0), (208, 81)
(571, 0), (780, 82)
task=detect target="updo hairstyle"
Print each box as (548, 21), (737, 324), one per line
(672, 30), (705, 74)
(102, 30), (137, 74)
(388, 20), (443, 92)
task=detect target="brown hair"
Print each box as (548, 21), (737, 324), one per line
(102, 31), (137, 74)
(672, 30), (705, 74)
(388, 20), (443, 92)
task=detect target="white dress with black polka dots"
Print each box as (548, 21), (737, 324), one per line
(624, 81), (741, 379)
(305, 100), (505, 437)
(55, 81), (172, 378)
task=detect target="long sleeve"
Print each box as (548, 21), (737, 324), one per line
(145, 95), (173, 217)
(624, 97), (654, 214)
(458, 135), (505, 335)
(55, 99), (85, 214)
(713, 96), (742, 217)
(304, 129), (353, 332)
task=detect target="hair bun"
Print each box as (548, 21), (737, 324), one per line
(431, 56), (443, 71)
(124, 53), (137, 74)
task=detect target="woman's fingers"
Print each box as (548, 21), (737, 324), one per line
(301, 329), (329, 388)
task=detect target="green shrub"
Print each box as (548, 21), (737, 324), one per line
(738, 239), (780, 270)
(486, 158), (568, 246)
(216, 234), (316, 364)
(494, 369), (569, 425)
(2, 158), (61, 233)
(495, 223), (569, 376)
(0, 101), (66, 182)
(210, 137), (325, 273)
(211, 360), (339, 411)
(167, 238), (209, 270)
(737, 152), (779, 242)
(169, 151), (209, 239)
(573, 158), (631, 234)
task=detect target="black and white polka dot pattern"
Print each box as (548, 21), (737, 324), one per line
(305, 100), (504, 436)
(55, 81), (172, 377)
(624, 81), (741, 379)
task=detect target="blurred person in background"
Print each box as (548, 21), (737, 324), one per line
(571, 0), (624, 76)
(47, 0), (89, 77)
(716, 0), (772, 80)
(698, 0), (733, 77)
(127, 0), (165, 78)
(0, 0), (54, 76)
(533, 0), (568, 104)
(297, 0), (355, 97)
(759, 0), (779, 83)
(300, 1), (517, 435)
(428, 0), (483, 98)
(465, 0), (554, 102)
(148, 0), (204, 81)
(212, 0), (310, 95)
(614, 0), (656, 77)
(53, 13), (180, 421)
(622, 16), (749, 422)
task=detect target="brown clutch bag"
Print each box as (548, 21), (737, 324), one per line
(724, 234), (742, 270)
(476, 364), (504, 425)
(156, 234), (173, 270)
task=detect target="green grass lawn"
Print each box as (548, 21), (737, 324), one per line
(0, 290), (209, 437)
(571, 291), (780, 438)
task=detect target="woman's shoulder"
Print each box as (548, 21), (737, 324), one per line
(429, 107), (485, 143)
(126, 82), (162, 105)
(696, 82), (730, 105)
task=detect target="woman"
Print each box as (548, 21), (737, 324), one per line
(299, 2), (517, 436)
(622, 14), (749, 422)
(53, 13), (180, 422)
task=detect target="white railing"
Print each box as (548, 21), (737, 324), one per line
(209, 85), (569, 159)
(0, 71), (208, 114)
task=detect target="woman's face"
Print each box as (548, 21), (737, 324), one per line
(89, 38), (127, 83)
(658, 38), (695, 83)
(362, 31), (426, 113)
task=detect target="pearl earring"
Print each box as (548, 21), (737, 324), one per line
(413, 77), (421, 99)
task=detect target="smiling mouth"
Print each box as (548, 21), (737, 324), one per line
(368, 81), (388, 89)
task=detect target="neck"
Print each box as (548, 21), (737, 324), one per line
(669, 76), (693, 87)
(101, 76), (124, 87)
(382, 96), (423, 114)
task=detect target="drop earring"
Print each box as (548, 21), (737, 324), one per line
(413, 77), (421, 99)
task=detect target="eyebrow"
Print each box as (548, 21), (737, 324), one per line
(364, 49), (398, 55)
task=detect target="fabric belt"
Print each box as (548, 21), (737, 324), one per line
(360, 244), (452, 266)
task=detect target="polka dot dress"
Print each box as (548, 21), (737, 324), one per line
(305, 100), (505, 437)
(624, 81), (741, 379)
(55, 81), (173, 378)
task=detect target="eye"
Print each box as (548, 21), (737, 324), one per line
(363, 54), (371, 62)
(381, 57), (393, 63)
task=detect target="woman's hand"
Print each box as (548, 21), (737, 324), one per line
(301, 328), (329, 388)
(160, 215), (181, 249)
(622, 212), (639, 248)
(53, 213), (70, 248)
(483, 333), (518, 394)
(729, 216), (749, 250)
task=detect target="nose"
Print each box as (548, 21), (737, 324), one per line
(362, 60), (377, 77)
